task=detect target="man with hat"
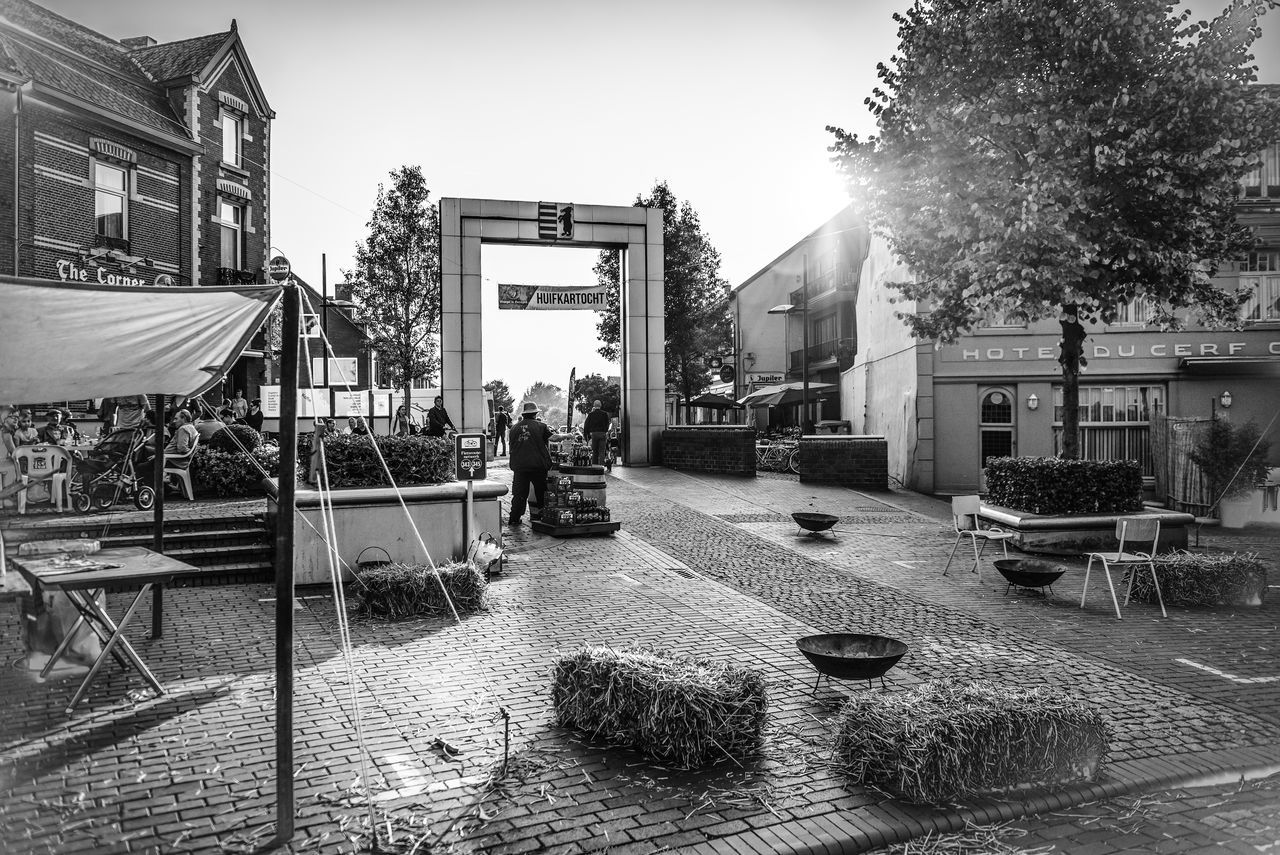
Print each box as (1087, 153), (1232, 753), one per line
(507, 400), (553, 526)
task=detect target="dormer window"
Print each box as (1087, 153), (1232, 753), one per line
(221, 108), (243, 168)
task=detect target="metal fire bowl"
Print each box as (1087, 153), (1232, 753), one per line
(992, 558), (1067, 589)
(792, 512), (839, 534)
(796, 633), (909, 681)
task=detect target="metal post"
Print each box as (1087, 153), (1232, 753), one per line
(151, 392), (165, 639)
(273, 280), (299, 845)
(800, 254), (810, 434)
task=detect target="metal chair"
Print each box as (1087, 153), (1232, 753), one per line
(162, 437), (200, 501)
(944, 495), (1014, 575)
(14, 445), (72, 513)
(1080, 518), (1165, 620)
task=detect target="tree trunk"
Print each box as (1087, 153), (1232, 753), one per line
(403, 382), (412, 436)
(1058, 307), (1086, 460)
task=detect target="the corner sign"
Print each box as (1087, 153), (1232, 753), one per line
(455, 433), (487, 481)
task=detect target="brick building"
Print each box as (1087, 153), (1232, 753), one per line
(0, 0), (274, 400)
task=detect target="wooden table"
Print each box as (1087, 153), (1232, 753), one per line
(11, 546), (200, 713)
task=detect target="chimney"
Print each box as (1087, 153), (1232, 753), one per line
(120, 36), (157, 49)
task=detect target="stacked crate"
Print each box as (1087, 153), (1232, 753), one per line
(533, 465), (620, 536)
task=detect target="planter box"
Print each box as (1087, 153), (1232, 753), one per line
(268, 481), (508, 584)
(660, 426), (756, 475)
(979, 504), (1194, 555)
(799, 435), (887, 490)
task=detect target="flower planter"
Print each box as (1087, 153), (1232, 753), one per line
(268, 481), (508, 584)
(1219, 495), (1253, 530)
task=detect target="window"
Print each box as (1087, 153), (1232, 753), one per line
(1113, 295), (1153, 326)
(1052, 385), (1164, 476)
(1241, 143), (1280, 198)
(219, 199), (242, 269)
(221, 109), (242, 168)
(1239, 252), (1280, 322)
(979, 389), (1015, 471)
(94, 162), (127, 238)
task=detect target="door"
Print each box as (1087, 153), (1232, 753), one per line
(979, 388), (1015, 491)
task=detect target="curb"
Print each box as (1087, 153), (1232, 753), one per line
(688, 744), (1280, 854)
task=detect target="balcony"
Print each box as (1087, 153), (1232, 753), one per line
(788, 337), (857, 374)
(217, 267), (260, 286)
(788, 269), (857, 305)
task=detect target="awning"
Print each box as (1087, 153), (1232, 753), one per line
(738, 381), (837, 408)
(687, 393), (744, 410)
(1180, 356), (1280, 376)
(0, 276), (281, 401)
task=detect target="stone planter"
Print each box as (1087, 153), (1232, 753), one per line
(268, 481), (508, 584)
(978, 504), (1194, 554)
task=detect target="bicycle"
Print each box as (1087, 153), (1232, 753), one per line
(755, 439), (799, 474)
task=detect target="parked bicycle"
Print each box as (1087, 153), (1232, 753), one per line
(755, 438), (799, 474)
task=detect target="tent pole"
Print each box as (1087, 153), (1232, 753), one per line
(151, 393), (166, 639)
(272, 281), (299, 845)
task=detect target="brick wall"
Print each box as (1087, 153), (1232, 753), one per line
(661, 427), (756, 475)
(799, 436), (888, 489)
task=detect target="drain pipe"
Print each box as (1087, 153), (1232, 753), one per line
(10, 83), (23, 277)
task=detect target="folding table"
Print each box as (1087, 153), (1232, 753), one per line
(12, 546), (200, 713)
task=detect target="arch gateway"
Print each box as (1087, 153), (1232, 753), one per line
(439, 198), (665, 465)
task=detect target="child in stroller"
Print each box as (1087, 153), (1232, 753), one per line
(68, 428), (157, 512)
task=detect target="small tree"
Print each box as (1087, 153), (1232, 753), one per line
(485, 379), (515, 414)
(829, 0), (1280, 457)
(573, 374), (621, 416)
(593, 181), (733, 423)
(1191, 418), (1272, 502)
(346, 166), (441, 422)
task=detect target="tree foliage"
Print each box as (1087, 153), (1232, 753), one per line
(346, 165), (441, 415)
(829, 0), (1280, 456)
(593, 181), (733, 419)
(521, 381), (566, 428)
(484, 379), (515, 414)
(572, 373), (621, 415)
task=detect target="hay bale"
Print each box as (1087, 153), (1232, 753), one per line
(352, 561), (487, 619)
(834, 679), (1110, 803)
(550, 645), (768, 769)
(1128, 551), (1268, 607)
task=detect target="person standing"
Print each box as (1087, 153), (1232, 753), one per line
(245, 398), (265, 432)
(393, 404), (415, 437)
(425, 395), (456, 438)
(492, 406), (511, 456)
(507, 401), (552, 526)
(102, 394), (150, 433)
(583, 399), (610, 465)
(230, 390), (249, 421)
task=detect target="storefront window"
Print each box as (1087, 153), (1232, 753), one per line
(94, 162), (127, 238)
(219, 199), (242, 269)
(1052, 385), (1164, 475)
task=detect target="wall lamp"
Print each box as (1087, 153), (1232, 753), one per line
(1220, 390), (1233, 409)
(1026, 393), (1039, 411)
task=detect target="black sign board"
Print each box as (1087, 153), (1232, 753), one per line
(455, 433), (487, 481)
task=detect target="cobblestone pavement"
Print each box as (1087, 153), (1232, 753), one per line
(0, 466), (1276, 853)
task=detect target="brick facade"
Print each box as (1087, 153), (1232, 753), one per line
(660, 426), (757, 475)
(798, 436), (888, 490)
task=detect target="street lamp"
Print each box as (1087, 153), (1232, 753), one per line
(768, 255), (811, 434)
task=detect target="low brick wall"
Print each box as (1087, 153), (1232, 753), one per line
(660, 426), (756, 475)
(798, 435), (888, 490)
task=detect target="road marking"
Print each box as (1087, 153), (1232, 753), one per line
(1175, 657), (1280, 684)
(891, 560), (925, 569)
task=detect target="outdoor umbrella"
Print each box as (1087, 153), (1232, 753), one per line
(738, 381), (836, 408)
(688, 392), (745, 410)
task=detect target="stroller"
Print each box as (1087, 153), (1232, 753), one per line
(68, 428), (157, 513)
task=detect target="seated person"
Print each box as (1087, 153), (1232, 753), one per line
(193, 409), (225, 442)
(245, 399), (265, 432)
(38, 410), (66, 445)
(13, 412), (39, 446)
(344, 416), (370, 436)
(164, 410), (199, 460)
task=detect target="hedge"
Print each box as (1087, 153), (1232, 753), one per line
(191, 444), (282, 498)
(311, 434), (455, 488)
(984, 457), (1142, 514)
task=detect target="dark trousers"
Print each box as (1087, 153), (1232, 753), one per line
(509, 468), (547, 521)
(493, 430), (507, 455)
(590, 432), (608, 464)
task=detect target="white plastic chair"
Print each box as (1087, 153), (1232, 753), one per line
(14, 445), (71, 513)
(163, 436), (200, 501)
(943, 495), (1014, 575)
(1080, 518), (1165, 620)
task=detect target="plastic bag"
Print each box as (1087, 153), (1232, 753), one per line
(466, 531), (503, 577)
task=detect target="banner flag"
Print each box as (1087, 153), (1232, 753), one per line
(498, 283), (610, 310)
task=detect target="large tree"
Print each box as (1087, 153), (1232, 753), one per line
(829, 0), (1280, 457)
(572, 373), (621, 416)
(485, 379), (515, 414)
(593, 181), (733, 423)
(345, 165), (441, 419)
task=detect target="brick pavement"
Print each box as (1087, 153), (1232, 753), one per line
(0, 465), (1276, 853)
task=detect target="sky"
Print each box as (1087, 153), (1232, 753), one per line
(37, 0), (1280, 402)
